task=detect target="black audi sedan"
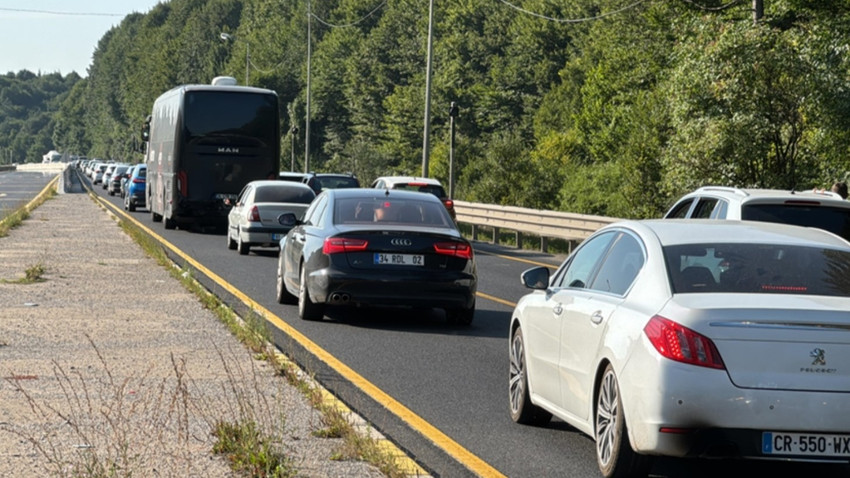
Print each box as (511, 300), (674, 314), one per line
(275, 188), (477, 325)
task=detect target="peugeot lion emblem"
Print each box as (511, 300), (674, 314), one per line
(810, 348), (826, 366)
(390, 238), (413, 246)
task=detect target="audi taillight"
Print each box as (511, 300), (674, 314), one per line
(433, 241), (473, 259)
(323, 237), (369, 254)
(644, 316), (725, 369)
(247, 206), (261, 222)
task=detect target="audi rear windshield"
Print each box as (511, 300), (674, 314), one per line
(742, 204), (850, 242)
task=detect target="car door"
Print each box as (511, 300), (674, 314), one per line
(284, 194), (328, 289)
(229, 185), (253, 234)
(523, 231), (617, 412)
(558, 231), (645, 420)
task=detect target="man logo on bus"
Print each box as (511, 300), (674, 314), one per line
(218, 147), (239, 153)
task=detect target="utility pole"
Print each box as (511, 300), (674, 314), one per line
(753, 0), (763, 24)
(290, 125), (298, 172)
(421, 0), (435, 178)
(304, 0), (312, 173)
(449, 101), (458, 199)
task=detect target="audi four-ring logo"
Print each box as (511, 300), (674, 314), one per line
(391, 238), (413, 246)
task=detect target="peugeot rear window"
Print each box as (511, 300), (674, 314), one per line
(664, 243), (850, 296)
(742, 204), (850, 241)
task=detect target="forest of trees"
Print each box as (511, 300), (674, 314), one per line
(2, 0), (850, 219)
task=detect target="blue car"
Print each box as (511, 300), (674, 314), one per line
(123, 164), (146, 212)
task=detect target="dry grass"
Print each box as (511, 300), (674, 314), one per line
(0, 335), (297, 478)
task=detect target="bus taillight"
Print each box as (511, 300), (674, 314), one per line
(177, 170), (188, 196)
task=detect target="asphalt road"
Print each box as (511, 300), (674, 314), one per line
(0, 170), (58, 215)
(72, 167), (850, 478)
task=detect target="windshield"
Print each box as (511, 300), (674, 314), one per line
(664, 243), (850, 296)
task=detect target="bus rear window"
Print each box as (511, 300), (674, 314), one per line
(184, 91), (278, 145)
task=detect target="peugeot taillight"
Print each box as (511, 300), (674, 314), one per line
(433, 241), (473, 259)
(323, 237), (369, 254)
(644, 316), (725, 369)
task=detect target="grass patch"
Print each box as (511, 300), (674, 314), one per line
(1, 262), (47, 284)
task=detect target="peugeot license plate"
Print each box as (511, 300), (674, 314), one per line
(374, 253), (423, 266)
(762, 432), (850, 457)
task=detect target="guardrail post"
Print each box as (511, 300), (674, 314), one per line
(471, 225), (479, 241)
(515, 231), (522, 249)
(493, 227), (500, 245)
(540, 236), (548, 253)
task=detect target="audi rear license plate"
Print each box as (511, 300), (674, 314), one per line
(374, 253), (424, 266)
(762, 432), (850, 457)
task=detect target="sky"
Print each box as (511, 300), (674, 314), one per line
(0, 1), (166, 77)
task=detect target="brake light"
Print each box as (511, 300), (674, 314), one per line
(433, 241), (473, 259)
(443, 199), (454, 210)
(644, 316), (725, 369)
(323, 237), (369, 254)
(177, 170), (188, 196)
(132, 178), (144, 183)
(248, 205), (260, 222)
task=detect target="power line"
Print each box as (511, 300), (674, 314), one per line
(310, 1), (387, 29)
(495, 0), (648, 23)
(0, 7), (124, 17)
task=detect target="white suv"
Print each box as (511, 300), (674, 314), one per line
(370, 176), (456, 221)
(664, 186), (850, 241)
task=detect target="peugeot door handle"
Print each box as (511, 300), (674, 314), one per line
(590, 310), (604, 324)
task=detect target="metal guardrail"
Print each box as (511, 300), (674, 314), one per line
(453, 200), (619, 253)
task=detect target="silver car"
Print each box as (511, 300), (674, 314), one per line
(510, 219), (850, 477)
(226, 180), (316, 255)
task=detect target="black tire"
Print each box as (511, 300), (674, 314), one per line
(108, 190), (115, 196)
(151, 209), (162, 222)
(226, 227), (237, 250)
(595, 364), (652, 478)
(164, 215), (176, 230)
(298, 265), (324, 321)
(237, 230), (250, 255)
(446, 299), (475, 326)
(276, 254), (297, 304)
(128, 199), (136, 212)
(509, 325), (552, 426)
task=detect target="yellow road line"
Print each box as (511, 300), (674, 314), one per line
(475, 249), (559, 269)
(97, 196), (507, 478)
(476, 291), (516, 308)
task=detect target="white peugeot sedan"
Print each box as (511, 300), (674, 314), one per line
(509, 219), (850, 478)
